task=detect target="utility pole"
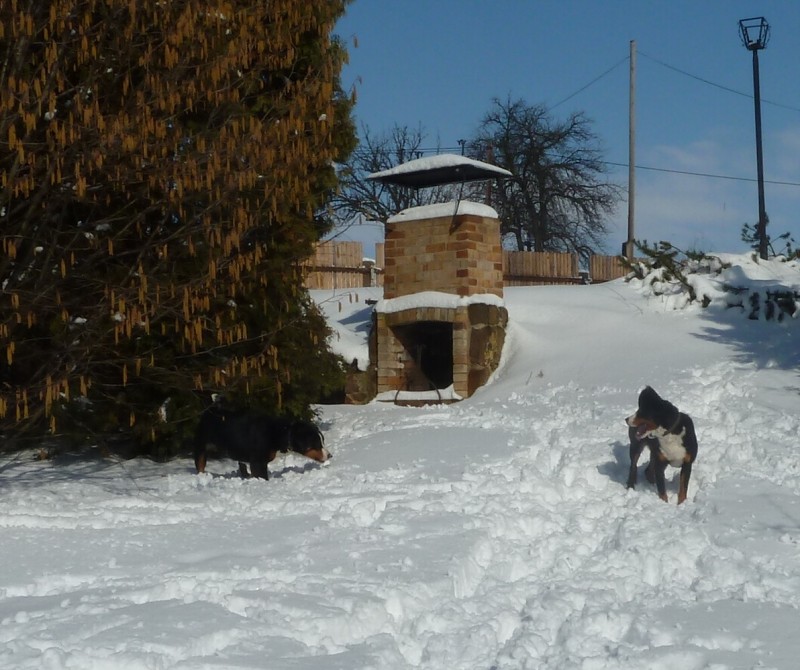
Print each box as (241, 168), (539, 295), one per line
(625, 40), (636, 261)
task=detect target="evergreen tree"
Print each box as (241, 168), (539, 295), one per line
(0, 0), (356, 454)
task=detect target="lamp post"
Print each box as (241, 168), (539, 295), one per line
(739, 16), (770, 259)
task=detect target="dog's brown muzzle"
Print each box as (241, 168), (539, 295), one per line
(626, 414), (657, 438)
(306, 447), (331, 463)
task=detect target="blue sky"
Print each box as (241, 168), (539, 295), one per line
(334, 1), (800, 256)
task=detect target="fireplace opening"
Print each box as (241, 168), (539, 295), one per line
(392, 321), (454, 390)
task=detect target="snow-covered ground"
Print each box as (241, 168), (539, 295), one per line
(2, 254), (799, 669)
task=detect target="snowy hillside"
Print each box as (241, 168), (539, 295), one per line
(1, 254), (799, 669)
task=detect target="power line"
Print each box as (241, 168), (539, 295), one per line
(550, 55), (630, 109)
(407, 148), (800, 188)
(548, 48), (800, 114)
(638, 50), (800, 113)
(393, 48), (800, 186)
(604, 160), (800, 187)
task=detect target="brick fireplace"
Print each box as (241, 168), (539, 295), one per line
(373, 201), (508, 402)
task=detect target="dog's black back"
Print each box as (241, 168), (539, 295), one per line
(194, 407), (329, 479)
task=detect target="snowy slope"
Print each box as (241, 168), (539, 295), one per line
(1, 256), (799, 669)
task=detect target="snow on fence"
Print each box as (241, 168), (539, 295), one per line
(303, 242), (627, 289)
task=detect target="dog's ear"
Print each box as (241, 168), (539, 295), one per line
(640, 386), (660, 402)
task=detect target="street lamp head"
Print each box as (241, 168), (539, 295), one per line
(739, 17), (770, 51)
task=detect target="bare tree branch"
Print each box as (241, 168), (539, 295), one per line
(328, 124), (462, 230)
(469, 97), (622, 260)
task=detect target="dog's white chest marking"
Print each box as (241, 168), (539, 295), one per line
(657, 429), (687, 467)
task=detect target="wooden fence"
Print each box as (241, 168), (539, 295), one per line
(504, 251), (581, 285)
(589, 254), (629, 283)
(303, 241), (629, 289)
(302, 241), (383, 290)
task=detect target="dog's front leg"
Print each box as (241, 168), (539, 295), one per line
(249, 461), (269, 479)
(627, 438), (644, 489)
(677, 460), (693, 504)
(644, 458), (655, 484)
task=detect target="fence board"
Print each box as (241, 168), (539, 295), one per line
(303, 241), (363, 269)
(589, 255), (629, 283)
(502, 251), (580, 286)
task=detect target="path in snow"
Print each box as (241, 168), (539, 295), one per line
(1, 280), (799, 669)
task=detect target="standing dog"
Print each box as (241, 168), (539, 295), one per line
(625, 386), (698, 504)
(194, 407), (331, 479)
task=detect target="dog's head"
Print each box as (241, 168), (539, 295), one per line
(289, 421), (331, 463)
(625, 386), (679, 439)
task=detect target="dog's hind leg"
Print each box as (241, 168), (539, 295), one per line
(238, 462), (250, 478)
(652, 457), (669, 502)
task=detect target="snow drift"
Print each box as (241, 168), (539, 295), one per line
(1, 254), (799, 669)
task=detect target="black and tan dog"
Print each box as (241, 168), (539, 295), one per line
(194, 407), (331, 479)
(625, 386), (698, 504)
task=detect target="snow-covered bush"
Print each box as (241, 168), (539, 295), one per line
(623, 242), (800, 321)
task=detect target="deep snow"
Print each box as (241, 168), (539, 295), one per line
(1, 254), (799, 669)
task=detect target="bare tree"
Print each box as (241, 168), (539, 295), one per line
(470, 97), (621, 259)
(329, 124), (459, 228)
